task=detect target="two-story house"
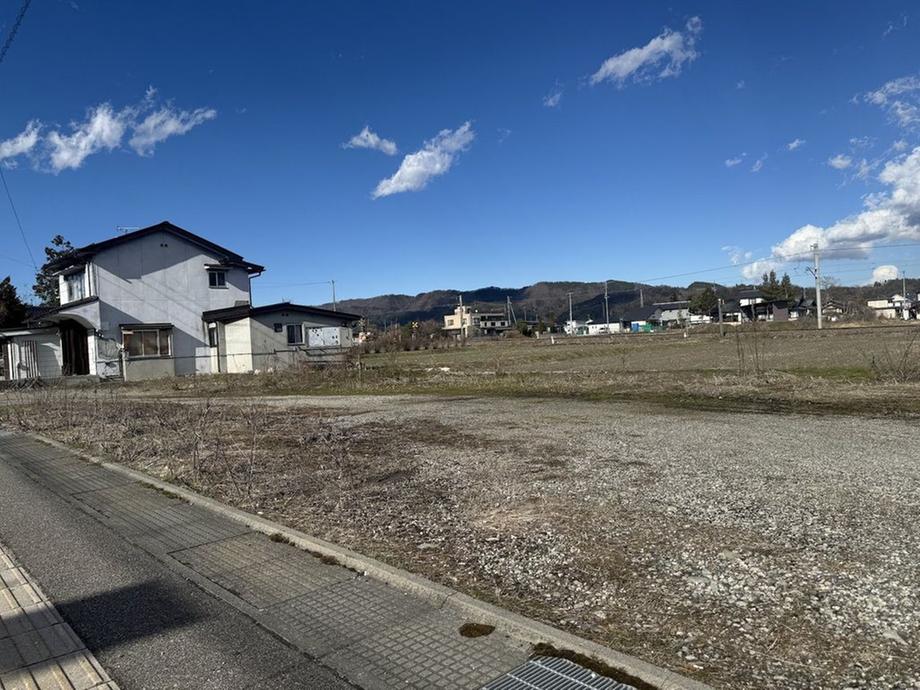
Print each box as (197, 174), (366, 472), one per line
(1, 221), (360, 381)
(442, 302), (511, 337)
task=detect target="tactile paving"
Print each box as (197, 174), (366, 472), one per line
(323, 609), (528, 690)
(269, 577), (435, 657)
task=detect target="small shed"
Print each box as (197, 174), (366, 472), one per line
(202, 302), (361, 374)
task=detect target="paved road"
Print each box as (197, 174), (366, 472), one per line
(0, 445), (355, 690)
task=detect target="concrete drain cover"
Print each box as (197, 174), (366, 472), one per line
(482, 655), (636, 690)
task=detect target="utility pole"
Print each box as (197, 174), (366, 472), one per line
(567, 291), (574, 333)
(812, 243), (823, 330)
(639, 288), (644, 308)
(331, 280), (337, 311)
(604, 281), (610, 333)
(717, 298), (724, 338)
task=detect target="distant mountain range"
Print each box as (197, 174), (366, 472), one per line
(321, 280), (722, 325)
(321, 277), (920, 326)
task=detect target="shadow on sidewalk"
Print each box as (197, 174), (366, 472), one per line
(55, 580), (203, 649)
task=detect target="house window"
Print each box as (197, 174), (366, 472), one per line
(286, 324), (303, 345)
(273, 323), (283, 333)
(207, 324), (219, 348)
(122, 327), (172, 358)
(64, 271), (85, 302)
(208, 270), (227, 288)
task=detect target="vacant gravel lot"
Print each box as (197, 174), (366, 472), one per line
(2, 392), (918, 689)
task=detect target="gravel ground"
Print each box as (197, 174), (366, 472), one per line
(260, 395), (920, 690)
(3, 392), (918, 689)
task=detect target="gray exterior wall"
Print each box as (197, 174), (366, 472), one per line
(248, 311), (353, 372)
(88, 230), (252, 376)
(123, 357), (176, 381)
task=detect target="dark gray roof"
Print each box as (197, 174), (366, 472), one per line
(621, 305), (661, 322)
(203, 302), (361, 324)
(45, 221), (265, 274)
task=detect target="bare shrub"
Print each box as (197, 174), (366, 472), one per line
(866, 330), (920, 382)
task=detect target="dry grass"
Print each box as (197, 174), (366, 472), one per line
(106, 323), (920, 419)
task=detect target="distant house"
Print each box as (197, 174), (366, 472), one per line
(717, 299), (744, 323)
(867, 294), (914, 320)
(563, 319), (591, 335)
(621, 305), (662, 332)
(586, 321), (623, 335)
(654, 300), (690, 327)
(443, 303), (511, 337)
(788, 298), (816, 320)
(0, 221), (359, 381)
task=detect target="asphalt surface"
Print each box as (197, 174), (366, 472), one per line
(0, 456), (355, 690)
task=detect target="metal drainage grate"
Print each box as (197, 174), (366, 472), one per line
(482, 655), (636, 690)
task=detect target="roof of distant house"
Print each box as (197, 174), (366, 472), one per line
(621, 305), (661, 322)
(45, 221), (265, 274)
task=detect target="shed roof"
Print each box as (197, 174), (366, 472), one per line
(202, 302), (361, 324)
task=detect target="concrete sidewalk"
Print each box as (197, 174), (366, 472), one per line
(1, 540), (118, 690)
(0, 431), (684, 690)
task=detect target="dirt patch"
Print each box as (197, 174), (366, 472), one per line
(459, 622), (495, 638)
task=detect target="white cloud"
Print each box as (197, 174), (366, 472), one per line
(786, 138), (806, 151)
(45, 104), (130, 172)
(855, 158), (877, 180)
(736, 79), (746, 90)
(0, 121), (41, 164)
(724, 154), (745, 168)
(771, 146), (920, 262)
(343, 126), (398, 156)
(882, 15), (908, 38)
(740, 258), (781, 281)
(543, 88), (563, 108)
(13, 89), (218, 173)
(828, 154), (853, 170)
(751, 154), (766, 173)
(590, 17), (702, 87)
(869, 265), (899, 284)
(864, 75), (920, 129)
(893, 139), (909, 152)
(372, 122), (474, 199)
(723, 245), (780, 281)
(129, 106), (217, 156)
(723, 245), (752, 265)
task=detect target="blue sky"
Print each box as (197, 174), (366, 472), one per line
(1, 1), (920, 304)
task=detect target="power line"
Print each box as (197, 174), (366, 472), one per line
(0, 0), (37, 274)
(0, 166), (36, 270)
(0, 0), (31, 67)
(631, 241), (920, 286)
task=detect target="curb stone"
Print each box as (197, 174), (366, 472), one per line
(27, 431), (713, 690)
